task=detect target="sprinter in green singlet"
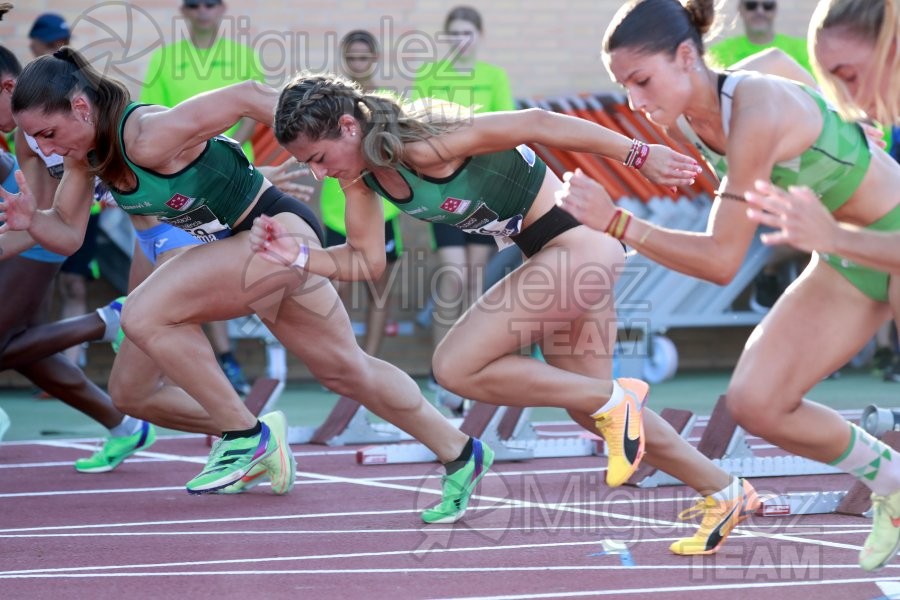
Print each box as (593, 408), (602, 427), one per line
(244, 71), (770, 550)
(556, 0), (900, 570)
(1, 48), (499, 523)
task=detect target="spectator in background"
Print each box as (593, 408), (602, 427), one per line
(27, 12), (69, 57)
(708, 2), (813, 313)
(28, 12), (104, 371)
(411, 5), (515, 413)
(141, 0), (267, 394)
(317, 30), (403, 359)
(708, 1), (811, 72)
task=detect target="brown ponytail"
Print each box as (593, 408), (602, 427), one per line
(275, 71), (465, 169)
(12, 46), (131, 185)
(604, 0), (723, 58)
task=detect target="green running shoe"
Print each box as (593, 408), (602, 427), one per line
(74, 421), (156, 473)
(216, 463), (269, 494)
(860, 489), (900, 571)
(186, 421), (276, 494)
(217, 411), (295, 495)
(258, 411), (295, 494)
(421, 438), (494, 524)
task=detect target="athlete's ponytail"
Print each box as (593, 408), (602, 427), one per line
(12, 46), (131, 185)
(603, 0), (724, 58)
(275, 71), (466, 169)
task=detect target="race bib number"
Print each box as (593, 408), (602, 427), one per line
(458, 203), (524, 238)
(159, 205), (231, 243)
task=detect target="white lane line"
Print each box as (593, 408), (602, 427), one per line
(0, 567), (892, 580)
(431, 576), (896, 600)
(0, 530), (880, 577)
(0, 523), (872, 538)
(0, 466), (866, 553)
(0, 528), (871, 559)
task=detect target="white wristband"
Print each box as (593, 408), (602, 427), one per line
(291, 244), (309, 270)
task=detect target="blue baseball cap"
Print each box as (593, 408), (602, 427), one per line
(29, 13), (71, 44)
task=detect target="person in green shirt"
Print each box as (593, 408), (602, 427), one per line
(412, 5), (515, 413)
(141, 0), (265, 395)
(708, 1), (812, 74)
(141, 0), (264, 161)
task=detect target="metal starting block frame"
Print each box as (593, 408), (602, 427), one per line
(356, 402), (600, 465)
(756, 491), (850, 517)
(630, 397), (841, 489)
(287, 396), (415, 446)
(629, 403), (900, 518)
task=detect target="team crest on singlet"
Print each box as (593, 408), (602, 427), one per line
(440, 197), (471, 214)
(166, 193), (196, 211)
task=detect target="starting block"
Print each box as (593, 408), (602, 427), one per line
(287, 396), (414, 446)
(356, 401), (600, 465)
(756, 491), (849, 516)
(630, 396), (841, 488)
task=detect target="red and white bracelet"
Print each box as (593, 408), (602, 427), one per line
(624, 139), (650, 170)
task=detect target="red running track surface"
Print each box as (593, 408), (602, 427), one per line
(0, 433), (896, 599)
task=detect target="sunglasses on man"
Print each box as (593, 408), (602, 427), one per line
(183, 0), (222, 9)
(743, 1), (776, 11)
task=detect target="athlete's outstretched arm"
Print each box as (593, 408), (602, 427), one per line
(731, 48), (818, 88)
(559, 78), (802, 284)
(126, 80), (280, 171)
(411, 107), (701, 188)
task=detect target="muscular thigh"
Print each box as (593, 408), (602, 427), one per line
(440, 226), (622, 371)
(109, 337), (165, 397)
(263, 274), (366, 377)
(732, 257), (889, 400)
(127, 214), (321, 325)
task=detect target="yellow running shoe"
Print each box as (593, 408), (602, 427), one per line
(860, 489), (900, 571)
(669, 479), (759, 556)
(593, 378), (648, 487)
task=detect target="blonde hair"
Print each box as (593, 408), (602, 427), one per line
(810, 0), (899, 124)
(274, 71), (468, 168)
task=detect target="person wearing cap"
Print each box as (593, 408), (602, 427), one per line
(28, 13), (70, 57)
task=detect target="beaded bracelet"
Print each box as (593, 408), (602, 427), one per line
(624, 139), (650, 170)
(715, 191), (746, 202)
(604, 208), (633, 240)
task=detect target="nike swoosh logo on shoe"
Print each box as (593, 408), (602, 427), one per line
(706, 504), (739, 551)
(623, 403), (641, 465)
